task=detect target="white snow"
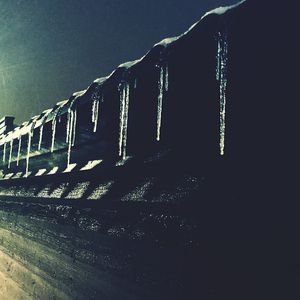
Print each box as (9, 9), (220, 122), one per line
(72, 89), (87, 98)
(63, 163), (77, 173)
(118, 58), (143, 69)
(23, 171), (31, 178)
(201, 0), (246, 20)
(47, 166), (59, 175)
(49, 183), (68, 198)
(93, 76), (109, 85)
(154, 1), (245, 48)
(66, 182), (90, 199)
(87, 181), (114, 200)
(4, 173), (14, 179)
(13, 172), (23, 179)
(80, 159), (103, 171)
(36, 169), (47, 176)
(154, 36), (180, 48)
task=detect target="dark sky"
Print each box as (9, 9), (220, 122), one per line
(0, 0), (237, 124)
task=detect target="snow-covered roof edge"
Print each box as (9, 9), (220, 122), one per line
(154, 0), (246, 48)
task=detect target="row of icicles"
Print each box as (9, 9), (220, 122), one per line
(1, 64), (170, 176)
(1, 36), (229, 176)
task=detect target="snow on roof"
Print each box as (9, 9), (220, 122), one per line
(42, 108), (52, 115)
(118, 57), (144, 69)
(89, 1), (245, 91)
(154, 0), (245, 48)
(201, 0), (246, 20)
(72, 89), (87, 98)
(93, 76), (109, 85)
(154, 36), (180, 48)
(54, 100), (68, 109)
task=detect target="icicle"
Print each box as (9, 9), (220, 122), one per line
(66, 101), (77, 167)
(38, 125), (44, 150)
(164, 64), (169, 92)
(156, 63), (169, 141)
(72, 109), (77, 146)
(122, 84), (130, 159)
(67, 110), (74, 167)
(216, 31), (229, 156)
(17, 135), (22, 166)
(216, 34), (222, 81)
(156, 67), (164, 141)
(25, 122), (36, 176)
(26, 125), (34, 177)
(118, 82), (130, 159)
(2, 142), (6, 163)
(66, 111), (71, 143)
(26, 133), (31, 176)
(134, 78), (138, 89)
(8, 139), (13, 169)
(91, 90), (102, 133)
(119, 85), (126, 156)
(92, 98), (100, 133)
(51, 118), (57, 153)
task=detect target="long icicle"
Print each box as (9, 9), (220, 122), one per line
(38, 125), (44, 150)
(17, 135), (22, 166)
(72, 109), (77, 147)
(156, 64), (168, 141)
(118, 82), (130, 159)
(164, 64), (169, 92)
(119, 84), (126, 156)
(67, 109), (74, 167)
(2, 142), (6, 163)
(8, 139), (13, 169)
(216, 31), (229, 156)
(26, 124), (35, 177)
(92, 97), (100, 132)
(122, 83), (130, 159)
(51, 118), (57, 153)
(26, 132), (31, 176)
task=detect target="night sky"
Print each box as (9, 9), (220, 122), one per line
(0, 0), (237, 124)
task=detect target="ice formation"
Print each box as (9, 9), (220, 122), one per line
(2, 142), (6, 163)
(17, 135), (22, 166)
(51, 100), (68, 153)
(216, 30), (229, 156)
(156, 64), (169, 141)
(91, 91), (102, 133)
(38, 125), (44, 150)
(8, 139), (13, 169)
(66, 100), (77, 167)
(119, 82), (130, 159)
(51, 118), (57, 153)
(26, 122), (36, 177)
